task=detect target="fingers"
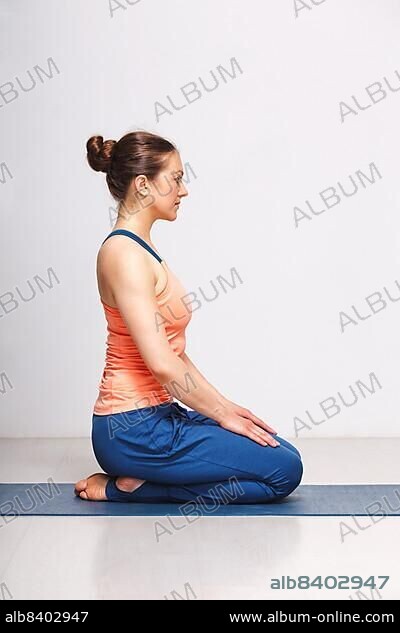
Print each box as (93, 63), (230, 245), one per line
(231, 404), (278, 434)
(244, 410), (277, 435)
(219, 414), (280, 447)
(247, 424), (280, 447)
(247, 432), (268, 447)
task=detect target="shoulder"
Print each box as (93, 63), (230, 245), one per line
(98, 234), (149, 264)
(97, 234), (155, 281)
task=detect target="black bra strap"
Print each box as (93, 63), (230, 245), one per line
(102, 229), (163, 263)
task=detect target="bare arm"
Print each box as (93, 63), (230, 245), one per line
(179, 351), (278, 441)
(101, 239), (279, 447)
(101, 241), (230, 421)
(178, 351), (229, 405)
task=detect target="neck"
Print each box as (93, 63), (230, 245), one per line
(112, 200), (157, 244)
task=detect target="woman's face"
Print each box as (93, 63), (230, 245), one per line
(146, 151), (189, 219)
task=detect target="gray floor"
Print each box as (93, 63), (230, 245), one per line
(0, 438), (399, 600)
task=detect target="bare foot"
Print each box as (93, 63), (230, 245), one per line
(115, 476), (146, 493)
(74, 473), (145, 501)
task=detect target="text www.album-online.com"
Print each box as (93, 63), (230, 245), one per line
(228, 612), (395, 624)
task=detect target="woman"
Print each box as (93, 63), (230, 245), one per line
(75, 130), (303, 504)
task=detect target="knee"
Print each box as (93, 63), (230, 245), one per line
(272, 453), (303, 499)
(288, 444), (302, 461)
(288, 455), (303, 494)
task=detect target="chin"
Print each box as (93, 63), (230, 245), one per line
(159, 207), (178, 221)
(162, 211), (178, 222)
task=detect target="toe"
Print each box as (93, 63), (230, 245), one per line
(79, 490), (88, 500)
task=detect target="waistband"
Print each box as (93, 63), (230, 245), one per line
(92, 400), (189, 420)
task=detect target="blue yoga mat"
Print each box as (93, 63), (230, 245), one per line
(0, 484), (399, 516)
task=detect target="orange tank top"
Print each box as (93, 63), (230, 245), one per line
(93, 230), (192, 415)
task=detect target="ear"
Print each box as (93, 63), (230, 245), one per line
(133, 174), (148, 191)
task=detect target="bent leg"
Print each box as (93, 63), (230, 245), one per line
(185, 407), (302, 459)
(105, 475), (290, 504)
(100, 403), (303, 504)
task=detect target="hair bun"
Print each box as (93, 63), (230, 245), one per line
(86, 135), (117, 173)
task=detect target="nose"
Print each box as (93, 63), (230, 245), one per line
(179, 181), (189, 198)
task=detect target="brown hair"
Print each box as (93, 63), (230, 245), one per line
(86, 130), (177, 202)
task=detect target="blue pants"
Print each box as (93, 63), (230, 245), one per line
(91, 401), (303, 504)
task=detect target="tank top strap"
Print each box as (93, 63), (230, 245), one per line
(101, 229), (163, 263)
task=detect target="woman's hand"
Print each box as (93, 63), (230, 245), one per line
(217, 401), (280, 448)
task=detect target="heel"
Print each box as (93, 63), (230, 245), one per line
(105, 477), (146, 502)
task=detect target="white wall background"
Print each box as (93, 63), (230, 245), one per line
(0, 0), (399, 438)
